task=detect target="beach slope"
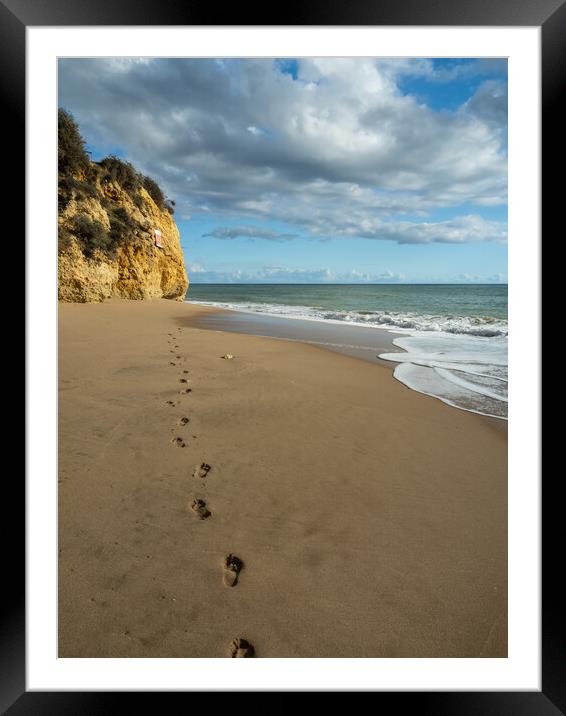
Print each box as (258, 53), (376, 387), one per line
(59, 298), (507, 657)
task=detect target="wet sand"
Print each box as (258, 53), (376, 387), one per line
(186, 307), (405, 366)
(59, 298), (507, 658)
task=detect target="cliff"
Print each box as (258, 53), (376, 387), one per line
(58, 162), (189, 303)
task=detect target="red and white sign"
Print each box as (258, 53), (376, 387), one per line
(154, 229), (163, 248)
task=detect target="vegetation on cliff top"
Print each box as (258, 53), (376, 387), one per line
(58, 109), (175, 258)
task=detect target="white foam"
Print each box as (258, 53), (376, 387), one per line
(380, 332), (508, 419)
(391, 363), (508, 419)
(434, 368), (507, 402)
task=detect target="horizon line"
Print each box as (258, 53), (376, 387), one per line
(187, 282), (508, 286)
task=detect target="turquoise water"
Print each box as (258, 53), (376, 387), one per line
(186, 284), (507, 335)
(187, 283), (507, 318)
(186, 283), (508, 418)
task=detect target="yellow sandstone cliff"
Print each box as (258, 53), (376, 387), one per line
(58, 175), (188, 303)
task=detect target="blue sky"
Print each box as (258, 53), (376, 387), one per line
(59, 57), (507, 283)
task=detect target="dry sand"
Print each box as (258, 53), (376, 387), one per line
(58, 298), (507, 658)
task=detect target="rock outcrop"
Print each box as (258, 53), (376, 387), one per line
(58, 173), (188, 303)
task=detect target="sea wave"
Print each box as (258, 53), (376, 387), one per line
(189, 300), (508, 337)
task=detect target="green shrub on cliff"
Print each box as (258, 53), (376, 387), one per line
(71, 215), (112, 257)
(141, 175), (165, 208)
(58, 176), (99, 211)
(108, 206), (139, 245)
(58, 109), (90, 176)
(100, 156), (141, 193)
(58, 110), (176, 257)
(99, 158), (175, 214)
(58, 225), (73, 254)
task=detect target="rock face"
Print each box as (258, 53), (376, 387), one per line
(58, 177), (188, 303)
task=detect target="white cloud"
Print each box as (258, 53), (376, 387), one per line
(465, 80), (508, 133)
(59, 58), (507, 245)
(487, 272), (507, 282)
(187, 264), (404, 283)
(187, 262), (206, 273)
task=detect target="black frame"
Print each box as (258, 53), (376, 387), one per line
(9, 0), (554, 709)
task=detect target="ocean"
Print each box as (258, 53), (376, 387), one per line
(186, 284), (508, 419)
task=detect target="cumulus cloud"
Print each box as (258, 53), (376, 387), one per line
(187, 262), (206, 273)
(187, 264), (404, 284)
(352, 214), (507, 244)
(58, 57), (507, 244)
(376, 58), (507, 84)
(465, 80), (508, 132)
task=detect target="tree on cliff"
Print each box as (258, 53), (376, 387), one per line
(58, 108), (90, 176)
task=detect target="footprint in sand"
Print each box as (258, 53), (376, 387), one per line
(165, 400), (177, 407)
(178, 417), (190, 426)
(171, 437), (186, 448)
(193, 462), (211, 479)
(169, 362), (176, 366)
(190, 498), (211, 520)
(179, 378), (189, 384)
(223, 554), (243, 587)
(182, 370), (189, 374)
(221, 353), (234, 360)
(230, 638), (254, 657)
(176, 355), (181, 359)
(180, 388), (192, 395)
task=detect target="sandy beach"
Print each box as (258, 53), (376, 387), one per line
(58, 298), (507, 658)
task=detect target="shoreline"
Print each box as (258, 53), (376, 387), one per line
(182, 301), (405, 366)
(183, 301), (507, 434)
(59, 298), (507, 657)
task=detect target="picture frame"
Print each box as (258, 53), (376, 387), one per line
(9, 0), (555, 707)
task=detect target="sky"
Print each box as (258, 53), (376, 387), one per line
(58, 57), (508, 284)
